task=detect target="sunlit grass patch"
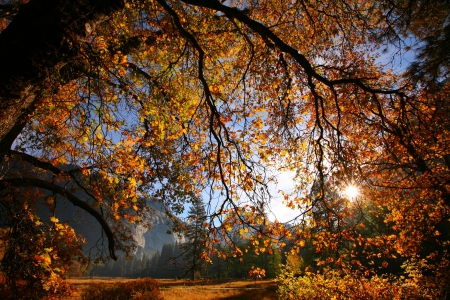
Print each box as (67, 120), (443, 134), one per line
(66, 278), (277, 300)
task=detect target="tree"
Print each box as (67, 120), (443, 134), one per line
(0, 0), (125, 155)
(157, 243), (183, 278)
(0, 0), (450, 297)
(181, 198), (208, 279)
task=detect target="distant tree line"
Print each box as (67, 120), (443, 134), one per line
(89, 240), (282, 279)
(90, 199), (282, 279)
(91, 242), (184, 278)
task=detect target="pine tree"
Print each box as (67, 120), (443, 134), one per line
(181, 198), (208, 280)
(149, 251), (160, 278)
(158, 244), (174, 278)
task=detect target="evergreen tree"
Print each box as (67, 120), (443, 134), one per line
(181, 199), (208, 279)
(158, 244), (174, 278)
(149, 251), (160, 278)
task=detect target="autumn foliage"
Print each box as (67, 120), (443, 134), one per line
(249, 266), (266, 281)
(0, 199), (84, 298)
(0, 0), (450, 298)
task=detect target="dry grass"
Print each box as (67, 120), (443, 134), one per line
(65, 278), (278, 300)
(158, 279), (277, 300)
(64, 277), (137, 299)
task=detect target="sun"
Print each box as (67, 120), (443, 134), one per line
(344, 185), (359, 200)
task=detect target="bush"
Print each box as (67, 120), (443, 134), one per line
(82, 278), (163, 300)
(276, 266), (446, 300)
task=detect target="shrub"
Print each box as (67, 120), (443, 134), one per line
(82, 278), (163, 300)
(277, 266), (446, 300)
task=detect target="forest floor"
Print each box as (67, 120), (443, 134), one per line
(65, 277), (278, 300)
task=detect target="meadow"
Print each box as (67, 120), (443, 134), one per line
(66, 278), (278, 300)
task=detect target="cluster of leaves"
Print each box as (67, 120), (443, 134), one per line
(0, 192), (85, 299)
(81, 278), (163, 300)
(248, 266), (265, 280)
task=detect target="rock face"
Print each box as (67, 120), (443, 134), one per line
(53, 200), (183, 260)
(1, 160), (183, 259)
(134, 202), (184, 260)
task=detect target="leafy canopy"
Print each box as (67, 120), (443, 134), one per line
(0, 0), (450, 297)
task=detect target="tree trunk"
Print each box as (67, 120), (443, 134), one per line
(0, 0), (124, 155)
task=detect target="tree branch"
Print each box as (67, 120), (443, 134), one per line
(0, 0), (125, 154)
(180, 0), (404, 95)
(0, 177), (117, 260)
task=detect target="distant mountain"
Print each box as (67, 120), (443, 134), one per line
(136, 202), (185, 259)
(1, 159), (184, 260)
(40, 198), (183, 260)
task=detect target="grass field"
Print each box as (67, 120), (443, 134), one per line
(66, 278), (278, 300)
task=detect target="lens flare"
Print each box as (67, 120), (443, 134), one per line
(344, 185), (359, 199)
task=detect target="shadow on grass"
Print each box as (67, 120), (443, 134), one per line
(220, 282), (278, 300)
(158, 279), (246, 287)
